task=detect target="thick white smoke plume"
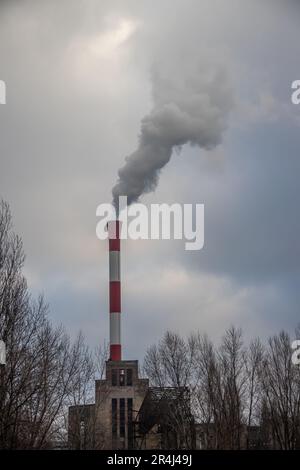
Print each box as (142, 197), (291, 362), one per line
(112, 61), (233, 208)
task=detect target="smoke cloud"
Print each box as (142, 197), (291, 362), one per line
(112, 61), (233, 208)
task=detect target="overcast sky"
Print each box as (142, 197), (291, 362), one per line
(0, 0), (299, 359)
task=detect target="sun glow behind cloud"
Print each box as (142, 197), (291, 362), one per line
(68, 18), (139, 88)
(88, 19), (138, 58)
(64, 17), (140, 96)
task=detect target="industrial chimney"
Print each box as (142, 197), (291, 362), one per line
(108, 220), (121, 361)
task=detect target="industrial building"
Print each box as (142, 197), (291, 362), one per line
(67, 220), (261, 450)
(68, 359), (150, 449)
(68, 220), (193, 450)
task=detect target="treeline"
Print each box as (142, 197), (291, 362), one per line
(1, 199), (300, 450)
(143, 327), (300, 450)
(0, 200), (99, 449)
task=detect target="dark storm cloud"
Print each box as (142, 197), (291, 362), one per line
(178, 120), (300, 285)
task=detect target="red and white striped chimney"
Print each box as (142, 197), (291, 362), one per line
(108, 220), (121, 361)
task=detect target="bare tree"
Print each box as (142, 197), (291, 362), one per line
(144, 327), (270, 450)
(244, 338), (264, 448)
(0, 200), (97, 449)
(191, 333), (220, 448)
(260, 331), (300, 449)
(66, 338), (111, 450)
(143, 331), (196, 449)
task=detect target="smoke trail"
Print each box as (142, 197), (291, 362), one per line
(112, 61), (233, 208)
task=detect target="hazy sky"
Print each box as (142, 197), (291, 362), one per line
(0, 0), (299, 359)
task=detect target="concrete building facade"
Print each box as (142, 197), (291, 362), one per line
(95, 359), (148, 449)
(68, 359), (149, 450)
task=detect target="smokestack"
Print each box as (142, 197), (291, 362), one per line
(108, 220), (121, 361)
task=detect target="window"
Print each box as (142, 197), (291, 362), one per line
(119, 369), (125, 386)
(112, 399), (117, 438)
(112, 369), (129, 387)
(80, 420), (85, 449)
(127, 398), (133, 449)
(112, 369), (118, 386)
(126, 368), (133, 386)
(120, 398), (125, 438)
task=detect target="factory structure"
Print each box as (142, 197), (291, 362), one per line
(68, 221), (262, 450)
(68, 221), (194, 450)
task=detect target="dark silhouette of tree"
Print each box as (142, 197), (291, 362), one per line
(0, 200), (96, 449)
